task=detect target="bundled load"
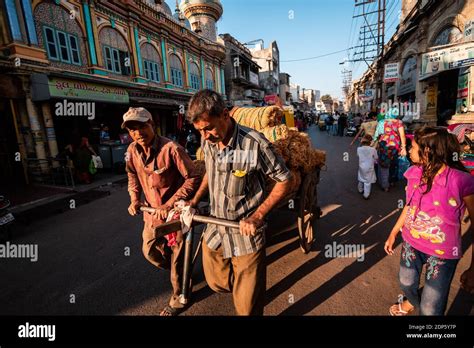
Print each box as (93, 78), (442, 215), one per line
(230, 106), (284, 131)
(194, 106), (325, 194)
(272, 130), (326, 174)
(262, 124), (290, 142)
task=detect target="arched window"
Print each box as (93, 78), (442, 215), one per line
(99, 27), (130, 75)
(141, 43), (162, 83)
(189, 62), (201, 90)
(432, 26), (463, 46)
(34, 2), (85, 66)
(398, 55), (417, 95)
(170, 54), (183, 87)
(402, 56), (417, 76)
(205, 68), (214, 90)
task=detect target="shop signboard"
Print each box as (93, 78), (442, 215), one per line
(359, 89), (375, 102)
(249, 71), (259, 85)
(465, 19), (474, 42)
(47, 78), (129, 103)
(456, 67), (470, 113)
(426, 83), (437, 111)
(421, 42), (474, 79)
(384, 63), (399, 83)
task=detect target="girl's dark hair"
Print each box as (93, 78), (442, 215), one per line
(361, 134), (372, 146)
(414, 126), (468, 193)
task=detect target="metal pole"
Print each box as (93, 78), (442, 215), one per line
(179, 226), (194, 305)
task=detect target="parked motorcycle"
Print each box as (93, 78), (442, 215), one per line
(0, 195), (15, 242)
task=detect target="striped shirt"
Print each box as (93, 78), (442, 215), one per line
(202, 119), (291, 258)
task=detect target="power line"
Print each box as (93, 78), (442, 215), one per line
(281, 47), (354, 63)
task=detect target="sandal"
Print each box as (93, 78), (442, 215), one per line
(389, 302), (414, 316)
(159, 305), (184, 316)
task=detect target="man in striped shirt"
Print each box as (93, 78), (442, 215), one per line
(187, 90), (292, 315)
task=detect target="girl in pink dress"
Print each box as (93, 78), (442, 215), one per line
(384, 127), (474, 315)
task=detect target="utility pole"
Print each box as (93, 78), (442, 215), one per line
(351, 0), (386, 107)
(351, 0), (386, 66)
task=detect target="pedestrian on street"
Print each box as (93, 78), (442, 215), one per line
(65, 130), (97, 185)
(357, 134), (378, 199)
(332, 113), (339, 136)
(373, 108), (407, 191)
(124, 107), (201, 316)
(353, 113), (362, 128)
(325, 114), (334, 134)
(186, 90), (292, 315)
(338, 113), (347, 136)
(384, 126), (474, 315)
(350, 112), (378, 146)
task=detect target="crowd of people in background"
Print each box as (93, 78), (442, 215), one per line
(316, 107), (410, 199)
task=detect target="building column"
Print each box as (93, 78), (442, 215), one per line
(5, 0), (22, 41)
(184, 50), (193, 92)
(25, 96), (48, 172)
(9, 100), (29, 184)
(215, 64), (220, 93)
(88, 1), (108, 76)
(20, 0), (38, 44)
(220, 67), (226, 95)
(182, 46), (190, 90)
(129, 24), (146, 83)
(41, 103), (59, 167)
(200, 57), (206, 89)
(82, 1), (98, 66)
(17, 101), (35, 156)
(161, 35), (172, 88)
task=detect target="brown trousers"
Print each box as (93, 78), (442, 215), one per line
(202, 241), (266, 315)
(142, 223), (185, 309)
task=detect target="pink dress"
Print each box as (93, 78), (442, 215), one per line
(402, 165), (474, 259)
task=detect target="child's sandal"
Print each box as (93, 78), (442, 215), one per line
(389, 302), (414, 316)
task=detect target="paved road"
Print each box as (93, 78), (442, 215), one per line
(1, 125), (472, 315)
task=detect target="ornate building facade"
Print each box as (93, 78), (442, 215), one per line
(0, 0), (226, 186)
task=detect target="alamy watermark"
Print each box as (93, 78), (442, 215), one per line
(324, 242), (365, 262)
(55, 99), (95, 120)
(216, 149), (258, 166)
(18, 322), (55, 341)
(0, 241), (38, 262)
(380, 100), (420, 120)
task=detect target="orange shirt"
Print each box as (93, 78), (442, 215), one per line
(126, 136), (201, 227)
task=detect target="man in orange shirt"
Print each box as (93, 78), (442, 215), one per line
(124, 107), (200, 316)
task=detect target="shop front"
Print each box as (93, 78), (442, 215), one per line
(421, 42), (474, 125)
(30, 74), (132, 175)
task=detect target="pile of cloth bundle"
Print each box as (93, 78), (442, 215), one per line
(192, 106), (325, 193)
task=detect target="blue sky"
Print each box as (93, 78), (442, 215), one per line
(167, 0), (401, 99)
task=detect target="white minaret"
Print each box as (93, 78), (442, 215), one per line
(179, 0), (223, 42)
